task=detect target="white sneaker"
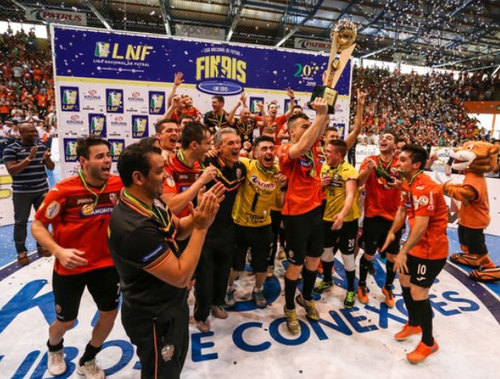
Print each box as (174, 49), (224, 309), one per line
(76, 359), (105, 379)
(47, 349), (66, 376)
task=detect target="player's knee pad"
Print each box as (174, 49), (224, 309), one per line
(341, 253), (356, 272)
(321, 247), (335, 263)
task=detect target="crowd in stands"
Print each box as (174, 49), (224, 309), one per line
(0, 28), (56, 146)
(0, 28), (497, 155)
(351, 66), (498, 148)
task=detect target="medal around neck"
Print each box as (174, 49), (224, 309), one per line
(81, 203), (95, 216)
(308, 20), (357, 114)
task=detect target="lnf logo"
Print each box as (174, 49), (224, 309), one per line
(60, 87), (79, 112)
(95, 42), (153, 61)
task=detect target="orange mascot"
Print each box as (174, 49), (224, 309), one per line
(442, 140), (499, 282)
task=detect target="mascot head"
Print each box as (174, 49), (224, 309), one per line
(451, 140), (499, 173)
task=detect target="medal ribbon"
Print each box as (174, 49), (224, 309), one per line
(121, 189), (169, 228)
(304, 149), (317, 177)
(236, 119), (252, 140)
(328, 161), (344, 178)
(78, 169), (108, 209)
(377, 155), (394, 177)
(407, 170), (424, 186)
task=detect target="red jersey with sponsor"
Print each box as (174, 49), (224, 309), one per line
(163, 152), (202, 217)
(35, 175), (123, 275)
(400, 172), (449, 260)
(361, 155), (401, 221)
(270, 114), (288, 145)
(278, 142), (322, 216)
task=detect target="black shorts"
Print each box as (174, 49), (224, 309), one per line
(283, 206), (324, 265)
(52, 266), (120, 322)
(407, 254), (446, 288)
(323, 219), (358, 255)
(233, 224), (273, 273)
(122, 300), (189, 379)
(270, 210), (283, 235)
(362, 216), (401, 256)
(458, 225), (488, 255)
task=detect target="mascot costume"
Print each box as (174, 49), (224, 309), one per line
(442, 140), (499, 282)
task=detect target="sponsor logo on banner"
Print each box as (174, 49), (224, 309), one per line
(25, 7), (87, 25)
(109, 115), (127, 128)
(106, 89), (124, 113)
(195, 48), (246, 95)
(127, 92), (145, 103)
(60, 87), (79, 112)
(295, 38), (332, 51)
(63, 138), (79, 162)
(109, 139), (125, 162)
(94, 41), (153, 61)
(131, 115), (149, 138)
(95, 42), (111, 58)
(83, 89), (102, 101)
(65, 114), (84, 126)
(149, 91), (165, 114)
(88, 114), (107, 137)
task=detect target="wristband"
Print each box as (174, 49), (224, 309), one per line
(280, 185), (288, 191)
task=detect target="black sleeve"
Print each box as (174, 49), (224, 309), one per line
(120, 224), (172, 270)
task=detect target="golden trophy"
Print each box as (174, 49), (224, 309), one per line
(309, 20), (357, 114)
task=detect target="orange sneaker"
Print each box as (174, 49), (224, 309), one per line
(406, 341), (439, 364)
(357, 285), (369, 304)
(394, 323), (422, 341)
(382, 286), (395, 308)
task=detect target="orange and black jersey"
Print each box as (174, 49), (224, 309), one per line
(163, 152), (202, 218)
(203, 110), (231, 132)
(35, 175), (123, 276)
(203, 155), (246, 236)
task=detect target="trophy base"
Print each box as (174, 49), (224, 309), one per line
(308, 85), (337, 114)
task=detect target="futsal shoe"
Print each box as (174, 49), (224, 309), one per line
(47, 349), (66, 376)
(211, 306), (228, 319)
(17, 252), (29, 266)
(37, 246), (52, 257)
(225, 289), (236, 307)
(382, 286), (395, 308)
(450, 252), (487, 268)
(394, 323), (422, 341)
(252, 288), (267, 308)
(284, 306), (301, 335)
(406, 341), (439, 364)
(357, 285), (369, 304)
(344, 290), (356, 308)
(76, 358), (104, 379)
(295, 294), (320, 320)
(196, 319), (211, 333)
(313, 280), (333, 294)
(469, 266), (500, 282)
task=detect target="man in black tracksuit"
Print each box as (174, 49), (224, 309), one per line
(194, 127), (245, 332)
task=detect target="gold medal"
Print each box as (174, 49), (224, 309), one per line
(81, 203), (95, 216)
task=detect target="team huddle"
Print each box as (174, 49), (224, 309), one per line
(25, 88), (462, 378)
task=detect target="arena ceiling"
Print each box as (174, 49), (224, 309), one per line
(2, 0), (500, 72)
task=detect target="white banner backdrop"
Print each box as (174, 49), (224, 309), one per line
(52, 25), (354, 178)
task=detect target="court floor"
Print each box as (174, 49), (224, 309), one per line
(0, 167), (498, 378)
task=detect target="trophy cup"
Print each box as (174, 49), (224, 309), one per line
(309, 20), (357, 114)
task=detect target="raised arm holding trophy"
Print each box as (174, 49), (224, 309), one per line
(309, 20), (357, 114)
